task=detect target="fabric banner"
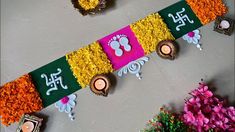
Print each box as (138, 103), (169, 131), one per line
(30, 56), (81, 107)
(158, 0), (202, 39)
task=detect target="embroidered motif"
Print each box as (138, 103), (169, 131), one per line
(168, 8), (194, 31)
(41, 68), (68, 95)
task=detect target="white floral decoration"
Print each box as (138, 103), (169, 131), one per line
(118, 56), (149, 79)
(182, 29), (202, 50)
(55, 94), (77, 121)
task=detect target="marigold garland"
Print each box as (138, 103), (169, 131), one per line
(186, 0), (227, 25)
(66, 41), (114, 88)
(0, 74), (43, 126)
(130, 13), (175, 55)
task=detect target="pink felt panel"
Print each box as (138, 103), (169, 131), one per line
(98, 25), (145, 70)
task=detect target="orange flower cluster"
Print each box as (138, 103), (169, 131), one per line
(0, 74), (43, 126)
(186, 0), (227, 25)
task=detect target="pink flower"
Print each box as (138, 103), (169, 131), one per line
(197, 111), (209, 126)
(184, 111), (195, 123)
(213, 105), (222, 113)
(182, 83), (235, 131)
(204, 90), (213, 98)
(227, 107), (235, 121)
(191, 84), (213, 100)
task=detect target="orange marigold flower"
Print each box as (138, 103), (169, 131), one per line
(186, 0), (228, 25)
(0, 74), (43, 126)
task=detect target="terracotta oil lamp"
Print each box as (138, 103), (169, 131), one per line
(156, 40), (178, 60)
(90, 74), (111, 96)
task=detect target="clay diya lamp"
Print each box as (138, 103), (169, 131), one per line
(90, 74), (111, 96)
(156, 40), (178, 60)
(71, 0), (107, 15)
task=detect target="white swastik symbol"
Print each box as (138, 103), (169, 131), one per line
(168, 8), (194, 31)
(41, 68), (68, 95)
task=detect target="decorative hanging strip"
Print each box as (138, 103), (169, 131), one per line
(0, 0), (227, 126)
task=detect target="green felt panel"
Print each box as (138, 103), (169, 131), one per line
(30, 56), (81, 107)
(158, 0), (202, 39)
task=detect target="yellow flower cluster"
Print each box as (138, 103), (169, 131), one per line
(78, 0), (99, 10)
(66, 42), (114, 88)
(186, 0), (227, 25)
(130, 13), (175, 55)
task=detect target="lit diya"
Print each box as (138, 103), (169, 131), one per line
(219, 20), (230, 29)
(156, 40), (178, 60)
(16, 114), (43, 132)
(90, 74), (111, 96)
(71, 0), (107, 15)
(214, 16), (234, 36)
(22, 121), (34, 132)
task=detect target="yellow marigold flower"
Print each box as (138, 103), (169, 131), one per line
(130, 13), (175, 55)
(66, 41), (114, 88)
(78, 0), (100, 10)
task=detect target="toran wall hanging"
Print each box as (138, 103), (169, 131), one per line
(0, 0), (228, 126)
